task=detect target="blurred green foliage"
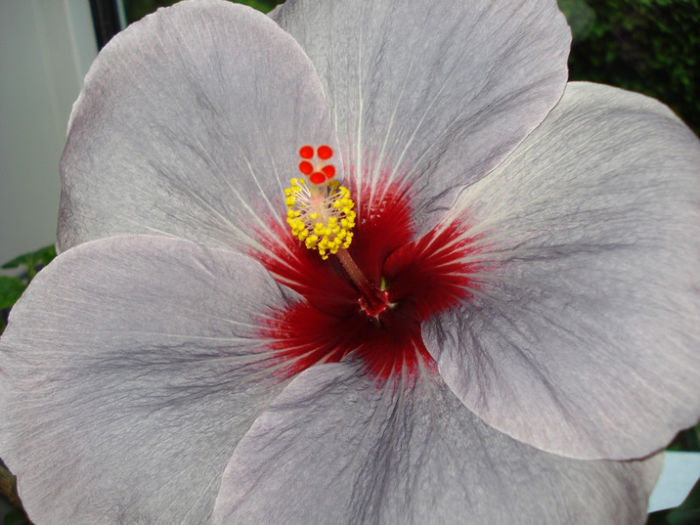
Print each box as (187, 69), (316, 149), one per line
(563, 0), (699, 134)
(123, 0), (284, 20)
(125, 0), (700, 135)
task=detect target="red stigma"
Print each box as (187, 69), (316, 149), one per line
(298, 144), (337, 184)
(309, 172), (326, 185)
(298, 161), (313, 175)
(299, 145), (314, 159)
(317, 145), (333, 160)
(321, 165), (336, 179)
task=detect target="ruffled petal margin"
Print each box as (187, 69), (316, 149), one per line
(272, 0), (571, 233)
(58, 0), (337, 256)
(213, 362), (660, 525)
(0, 235), (289, 524)
(425, 82), (700, 460)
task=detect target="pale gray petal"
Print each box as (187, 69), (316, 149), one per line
(272, 0), (570, 232)
(424, 82), (700, 460)
(213, 363), (661, 525)
(0, 235), (289, 524)
(59, 0), (336, 254)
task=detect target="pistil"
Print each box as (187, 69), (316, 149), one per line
(286, 144), (391, 318)
(335, 248), (391, 318)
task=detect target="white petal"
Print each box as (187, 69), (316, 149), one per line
(425, 82), (700, 459)
(0, 235), (289, 524)
(58, 0), (336, 255)
(272, 0), (570, 232)
(213, 363), (661, 525)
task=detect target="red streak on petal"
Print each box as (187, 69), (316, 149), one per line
(383, 222), (477, 321)
(256, 180), (482, 383)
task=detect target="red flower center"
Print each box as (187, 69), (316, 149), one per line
(257, 178), (481, 382)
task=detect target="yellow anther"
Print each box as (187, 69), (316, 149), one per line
(283, 175), (356, 260)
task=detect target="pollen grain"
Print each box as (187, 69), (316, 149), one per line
(284, 177), (356, 260)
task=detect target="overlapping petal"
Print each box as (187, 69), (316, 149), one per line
(424, 82), (700, 460)
(58, 0), (336, 256)
(1, 0), (694, 522)
(271, 0), (571, 232)
(213, 363), (661, 525)
(0, 235), (289, 524)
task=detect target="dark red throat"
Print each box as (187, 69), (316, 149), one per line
(256, 181), (482, 382)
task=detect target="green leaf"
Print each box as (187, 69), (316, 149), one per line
(0, 277), (26, 310)
(1, 255), (33, 270)
(239, 0), (282, 13)
(1, 245), (56, 271)
(122, 0), (284, 23)
(35, 245), (56, 266)
(1, 245), (56, 282)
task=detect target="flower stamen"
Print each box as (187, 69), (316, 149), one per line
(285, 145), (356, 260)
(285, 146), (392, 320)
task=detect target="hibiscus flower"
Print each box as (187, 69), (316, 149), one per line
(1, 0), (699, 523)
